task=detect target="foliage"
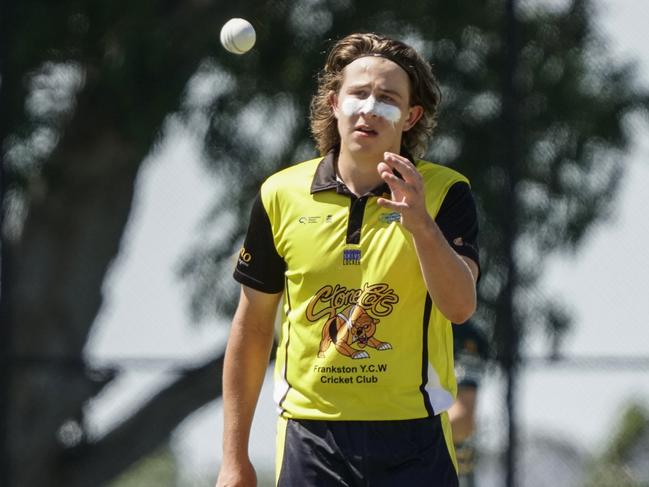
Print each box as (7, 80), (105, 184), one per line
(109, 445), (177, 487)
(604, 402), (649, 464)
(583, 402), (649, 487)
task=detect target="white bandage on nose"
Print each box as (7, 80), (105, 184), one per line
(341, 95), (402, 123)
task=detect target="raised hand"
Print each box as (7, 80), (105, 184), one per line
(376, 152), (432, 235)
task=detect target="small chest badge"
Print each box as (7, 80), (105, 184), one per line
(379, 212), (401, 224)
(343, 249), (361, 265)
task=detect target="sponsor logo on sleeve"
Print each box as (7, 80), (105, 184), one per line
(238, 247), (252, 267)
(453, 236), (478, 253)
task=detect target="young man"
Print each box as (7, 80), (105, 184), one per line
(216, 33), (480, 487)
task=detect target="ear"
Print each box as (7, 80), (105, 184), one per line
(328, 91), (340, 119)
(403, 105), (424, 132)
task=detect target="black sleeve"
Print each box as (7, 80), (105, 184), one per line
(233, 192), (286, 293)
(435, 181), (480, 273)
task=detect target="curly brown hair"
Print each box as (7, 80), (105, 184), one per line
(309, 32), (442, 158)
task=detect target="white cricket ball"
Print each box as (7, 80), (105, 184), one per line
(220, 18), (256, 55)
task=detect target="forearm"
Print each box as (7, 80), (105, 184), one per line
(221, 308), (275, 464)
(411, 217), (477, 323)
(375, 153), (478, 322)
(448, 387), (478, 443)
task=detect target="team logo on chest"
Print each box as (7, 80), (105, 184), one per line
(306, 283), (399, 359)
(317, 304), (391, 359)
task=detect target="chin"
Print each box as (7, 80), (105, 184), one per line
(349, 147), (385, 162)
(348, 140), (389, 157)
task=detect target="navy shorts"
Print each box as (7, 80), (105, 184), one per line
(276, 415), (458, 486)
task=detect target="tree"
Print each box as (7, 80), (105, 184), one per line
(583, 401), (649, 487)
(1, 1), (265, 484)
(108, 445), (178, 487)
(1, 0), (647, 485)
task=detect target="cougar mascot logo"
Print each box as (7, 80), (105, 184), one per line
(318, 304), (392, 359)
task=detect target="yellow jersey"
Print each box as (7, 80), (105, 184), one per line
(234, 152), (479, 421)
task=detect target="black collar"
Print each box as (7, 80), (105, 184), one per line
(310, 149), (415, 196)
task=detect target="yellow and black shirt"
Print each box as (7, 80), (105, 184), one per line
(234, 152), (479, 421)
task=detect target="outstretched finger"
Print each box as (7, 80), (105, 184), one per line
(376, 196), (404, 211)
(379, 167), (408, 191)
(383, 152), (419, 181)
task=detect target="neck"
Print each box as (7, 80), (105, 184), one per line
(337, 146), (389, 196)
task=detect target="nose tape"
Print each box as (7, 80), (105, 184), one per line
(359, 96), (377, 115)
(341, 95), (402, 123)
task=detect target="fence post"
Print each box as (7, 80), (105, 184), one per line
(0, 0), (14, 481)
(502, 0), (520, 486)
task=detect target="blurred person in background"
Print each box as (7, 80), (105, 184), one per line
(449, 321), (490, 487)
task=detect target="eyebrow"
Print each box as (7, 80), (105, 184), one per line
(345, 83), (405, 100)
(379, 88), (404, 99)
